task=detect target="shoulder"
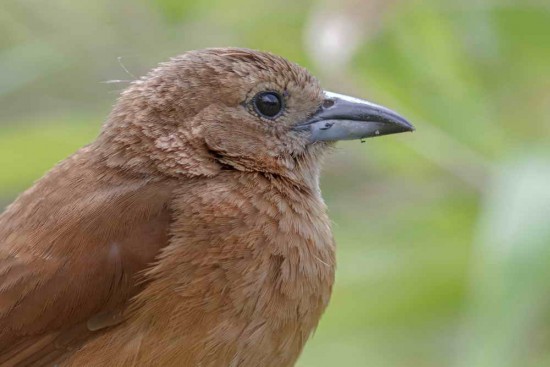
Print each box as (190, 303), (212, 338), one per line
(0, 147), (178, 358)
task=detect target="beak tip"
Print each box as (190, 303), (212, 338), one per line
(401, 120), (415, 133)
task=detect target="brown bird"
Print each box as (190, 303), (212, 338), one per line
(0, 48), (413, 366)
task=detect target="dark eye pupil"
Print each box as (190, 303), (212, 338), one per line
(254, 92), (282, 118)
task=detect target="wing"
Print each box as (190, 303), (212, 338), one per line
(0, 148), (176, 366)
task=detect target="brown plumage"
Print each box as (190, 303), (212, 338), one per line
(0, 48), (413, 366)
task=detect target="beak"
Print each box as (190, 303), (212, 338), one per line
(294, 91), (414, 142)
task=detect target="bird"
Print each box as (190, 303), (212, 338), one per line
(0, 48), (413, 367)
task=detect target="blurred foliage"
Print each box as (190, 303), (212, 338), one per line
(1, 0), (549, 366)
(0, 119), (97, 199)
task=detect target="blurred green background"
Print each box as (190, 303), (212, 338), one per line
(1, 0), (550, 366)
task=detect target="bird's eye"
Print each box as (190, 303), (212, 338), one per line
(253, 92), (283, 118)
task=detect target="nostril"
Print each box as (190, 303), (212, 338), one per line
(322, 99), (335, 108)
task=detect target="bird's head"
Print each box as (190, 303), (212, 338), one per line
(99, 48), (413, 185)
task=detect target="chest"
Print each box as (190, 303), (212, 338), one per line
(166, 175), (337, 362)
